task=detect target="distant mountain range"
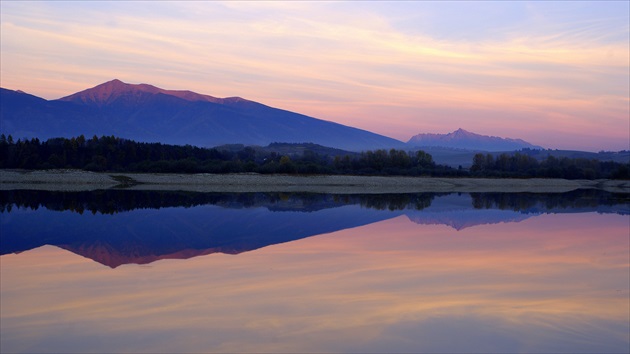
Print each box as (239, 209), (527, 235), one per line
(408, 128), (543, 151)
(1, 79), (404, 151)
(0, 79), (551, 153)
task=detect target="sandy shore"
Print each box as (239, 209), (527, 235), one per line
(1, 169), (629, 193)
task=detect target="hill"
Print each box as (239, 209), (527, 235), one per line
(0, 80), (405, 151)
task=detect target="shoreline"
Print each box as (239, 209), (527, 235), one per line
(1, 169), (629, 194)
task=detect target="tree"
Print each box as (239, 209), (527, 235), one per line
(414, 150), (434, 168)
(471, 153), (485, 172)
(485, 154), (495, 169)
(389, 149), (411, 169)
(278, 155), (295, 173)
(237, 146), (256, 162)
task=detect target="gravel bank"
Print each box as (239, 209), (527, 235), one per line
(1, 169), (628, 193)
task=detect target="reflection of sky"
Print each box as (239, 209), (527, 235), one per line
(1, 212), (628, 353)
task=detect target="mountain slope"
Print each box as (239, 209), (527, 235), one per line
(1, 80), (404, 151)
(408, 128), (543, 151)
(0, 87), (100, 139)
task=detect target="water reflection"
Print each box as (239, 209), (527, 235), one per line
(1, 204), (628, 353)
(1, 190), (628, 268)
(2, 189), (628, 215)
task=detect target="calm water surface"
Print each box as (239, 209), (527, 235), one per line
(1, 190), (629, 353)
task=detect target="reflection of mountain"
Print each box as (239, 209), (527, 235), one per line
(1, 191), (628, 267)
(1, 203), (400, 268)
(405, 194), (534, 230)
(404, 192), (629, 229)
(407, 210), (533, 230)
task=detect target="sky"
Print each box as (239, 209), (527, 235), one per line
(1, 1), (628, 151)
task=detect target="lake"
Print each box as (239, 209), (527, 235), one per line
(1, 190), (629, 353)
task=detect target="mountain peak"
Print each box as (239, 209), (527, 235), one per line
(100, 78), (124, 87)
(408, 129), (542, 151)
(58, 79), (226, 106)
(451, 128), (474, 137)
(95, 78), (134, 91)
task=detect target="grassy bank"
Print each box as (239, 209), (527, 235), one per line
(1, 169), (628, 194)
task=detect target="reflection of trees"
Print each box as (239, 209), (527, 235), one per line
(358, 193), (438, 211)
(471, 193), (538, 211)
(0, 190), (221, 215)
(0, 191), (439, 215)
(471, 190), (630, 212)
(2, 190), (627, 215)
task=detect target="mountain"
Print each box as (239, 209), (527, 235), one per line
(0, 80), (405, 151)
(407, 128), (543, 151)
(0, 191), (398, 268)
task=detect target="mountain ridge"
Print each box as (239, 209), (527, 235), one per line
(3, 80), (544, 152)
(408, 128), (543, 151)
(1, 80), (406, 151)
(58, 79), (243, 106)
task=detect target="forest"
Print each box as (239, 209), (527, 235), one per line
(469, 152), (629, 179)
(0, 134), (628, 179)
(2, 189), (623, 216)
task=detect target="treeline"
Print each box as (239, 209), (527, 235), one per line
(470, 152), (629, 179)
(1, 134), (628, 179)
(0, 134), (460, 176)
(0, 190), (438, 215)
(3, 189), (626, 216)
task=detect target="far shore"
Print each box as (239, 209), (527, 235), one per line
(1, 169), (629, 194)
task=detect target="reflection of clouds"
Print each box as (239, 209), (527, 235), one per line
(1, 213), (628, 353)
(1, 2), (628, 149)
(361, 314), (628, 353)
